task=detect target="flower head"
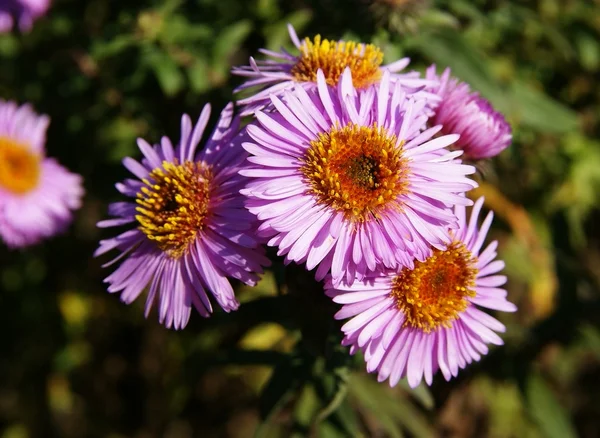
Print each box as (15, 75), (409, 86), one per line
(0, 99), (83, 248)
(232, 24), (437, 114)
(325, 197), (516, 388)
(427, 66), (512, 160)
(95, 103), (270, 329)
(241, 68), (477, 286)
(0, 0), (51, 33)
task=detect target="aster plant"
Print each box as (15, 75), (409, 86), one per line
(95, 103), (270, 329)
(232, 24), (438, 114)
(5, 0), (590, 430)
(0, 99), (83, 248)
(228, 24), (516, 399)
(325, 197), (516, 388)
(426, 65), (512, 160)
(93, 22), (516, 424)
(241, 68), (477, 286)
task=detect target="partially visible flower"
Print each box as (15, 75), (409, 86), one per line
(232, 24), (437, 114)
(241, 68), (476, 286)
(0, 0), (51, 33)
(95, 103), (270, 330)
(427, 66), (512, 160)
(326, 197), (516, 388)
(0, 99), (83, 248)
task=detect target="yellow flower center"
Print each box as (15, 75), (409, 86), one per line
(390, 242), (478, 333)
(0, 137), (41, 194)
(291, 35), (383, 89)
(136, 160), (211, 258)
(300, 123), (410, 222)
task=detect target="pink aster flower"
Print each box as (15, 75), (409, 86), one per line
(426, 66), (512, 160)
(0, 99), (83, 248)
(232, 24), (438, 114)
(95, 103), (270, 330)
(0, 0), (51, 33)
(325, 197), (517, 388)
(240, 68), (477, 286)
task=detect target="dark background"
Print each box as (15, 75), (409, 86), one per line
(1, 0), (599, 436)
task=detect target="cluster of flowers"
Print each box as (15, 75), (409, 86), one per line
(1, 24), (516, 388)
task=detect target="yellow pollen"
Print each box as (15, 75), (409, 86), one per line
(0, 137), (41, 194)
(291, 35), (383, 89)
(390, 242), (478, 333)
(136, 160), (212, 258)
(300, 123), (410, 222)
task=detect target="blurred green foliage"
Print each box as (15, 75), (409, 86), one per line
(1, 0), (600, 437)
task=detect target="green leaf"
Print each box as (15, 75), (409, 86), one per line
(313, 363), (350, 425)
(419, 10), (460, 29)
(510, 81), (579, 133)
(372, 29), (404, 64)
(100, 117), (145, 162)
(144, 47), (185, 96)
(318, 420), (356, 438)
(293, 383), (321, 434)
(576, 32), (600, 71)
(351, 373), (434, 438)
(579, 324), (600, 361)
(526, 373), (577, 438)
(255, 353), (308, 438)
(160, 16), (212, 44)
(187, 59), (211, 93)
(160, 14), (196, 44)
(263, 10), (313, 52)
(91, 35), (136, 60)
(328, 397), (362, 437)
(391, 394), (436, 438)
(350, 373), (435, 438)
(157, 0), (183, 15)
(256, 0), (281, 21)
(547, 133), (600, 246)
(409, 30), (508, 110)
(213, 20), (253, 68)
(0, 34), (20, 57)
(446, 0), (486, 20)
(399, 380), (434, 410)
